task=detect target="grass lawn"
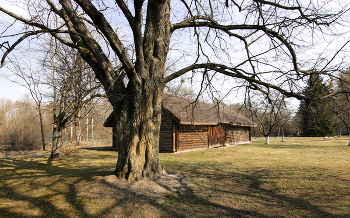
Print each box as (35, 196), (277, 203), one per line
(1, 137), (350, 217)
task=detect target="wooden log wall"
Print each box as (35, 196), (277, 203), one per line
(209, 125), (226, 147)
(225, 126), (250, 144)
(159, 110), (174, 152)
(159, 109), (251, 152)
(178, 125), (208, 151)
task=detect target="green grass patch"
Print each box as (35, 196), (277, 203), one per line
(1, 137), (350, 217)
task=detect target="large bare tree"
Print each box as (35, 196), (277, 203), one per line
(1, 0), (350, 180)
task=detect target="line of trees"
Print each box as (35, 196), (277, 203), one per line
(237, 70), (350, 143)
(47, 45), (104, 157)
(3, 37), (107, 157)
(0, 97), (48, 151)
(0, 96), (113, 151)
(245, 91), (291, 144)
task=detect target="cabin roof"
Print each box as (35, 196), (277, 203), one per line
(103, 93), (255, 127)
(162, 93), (255, 126)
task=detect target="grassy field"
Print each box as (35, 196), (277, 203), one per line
(0, 137), (350, 217)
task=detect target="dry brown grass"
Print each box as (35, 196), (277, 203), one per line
(1, 137), (350, 217)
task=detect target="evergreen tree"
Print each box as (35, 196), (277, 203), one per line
(298, 74), (335, 136)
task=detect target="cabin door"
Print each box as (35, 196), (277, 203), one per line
(209, 125), (225, 147)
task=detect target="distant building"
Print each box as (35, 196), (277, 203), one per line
(104, 93), (255, 152)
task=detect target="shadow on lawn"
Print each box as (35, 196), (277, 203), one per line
(1, 155), (349, 217)
(161, 163), (350, 218)
(80, 146), (117, 151)
(0, 156), (114, 217)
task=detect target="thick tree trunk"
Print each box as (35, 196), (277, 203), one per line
(265, 135), (270, 144)
(112, 0), (170, 180)
(63, 0), (171, 180)
(114, 89), (166, 180)
(50, 125), (62, 158)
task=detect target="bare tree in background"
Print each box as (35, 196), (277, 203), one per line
(4, 61), (47, 150)
(277, 109), (292, 142)
(165, 78), (198, 100)
(42, 44), (102, 157)
(0, 97), (48, 151)
(1, 0), (350, 180)
(246, 91), (290, 144)
(332, 70), (350, 145)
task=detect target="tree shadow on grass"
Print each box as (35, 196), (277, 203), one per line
(1, 153), (350, 217)
(160, 163), (350, 218)
(0, 156), (115, 217)
(80, 146), (117, 151)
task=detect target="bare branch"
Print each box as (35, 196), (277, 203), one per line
(74, 0), (138, 82)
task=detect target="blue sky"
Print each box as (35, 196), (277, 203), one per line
(0, 78), (29, 100)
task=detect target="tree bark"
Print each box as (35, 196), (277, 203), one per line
(86, 116), (89, 143)
(91, 111), (94, 142)
(112, 0), (170, 180)
(114, 88), (166, 180)
(75, 111), (81, 146)
(265, 135), (270, 144)
(38, 104), (46, 150)
(50, 125), (62, 158)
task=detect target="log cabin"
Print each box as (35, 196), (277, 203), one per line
(103, 93), (255, 152)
